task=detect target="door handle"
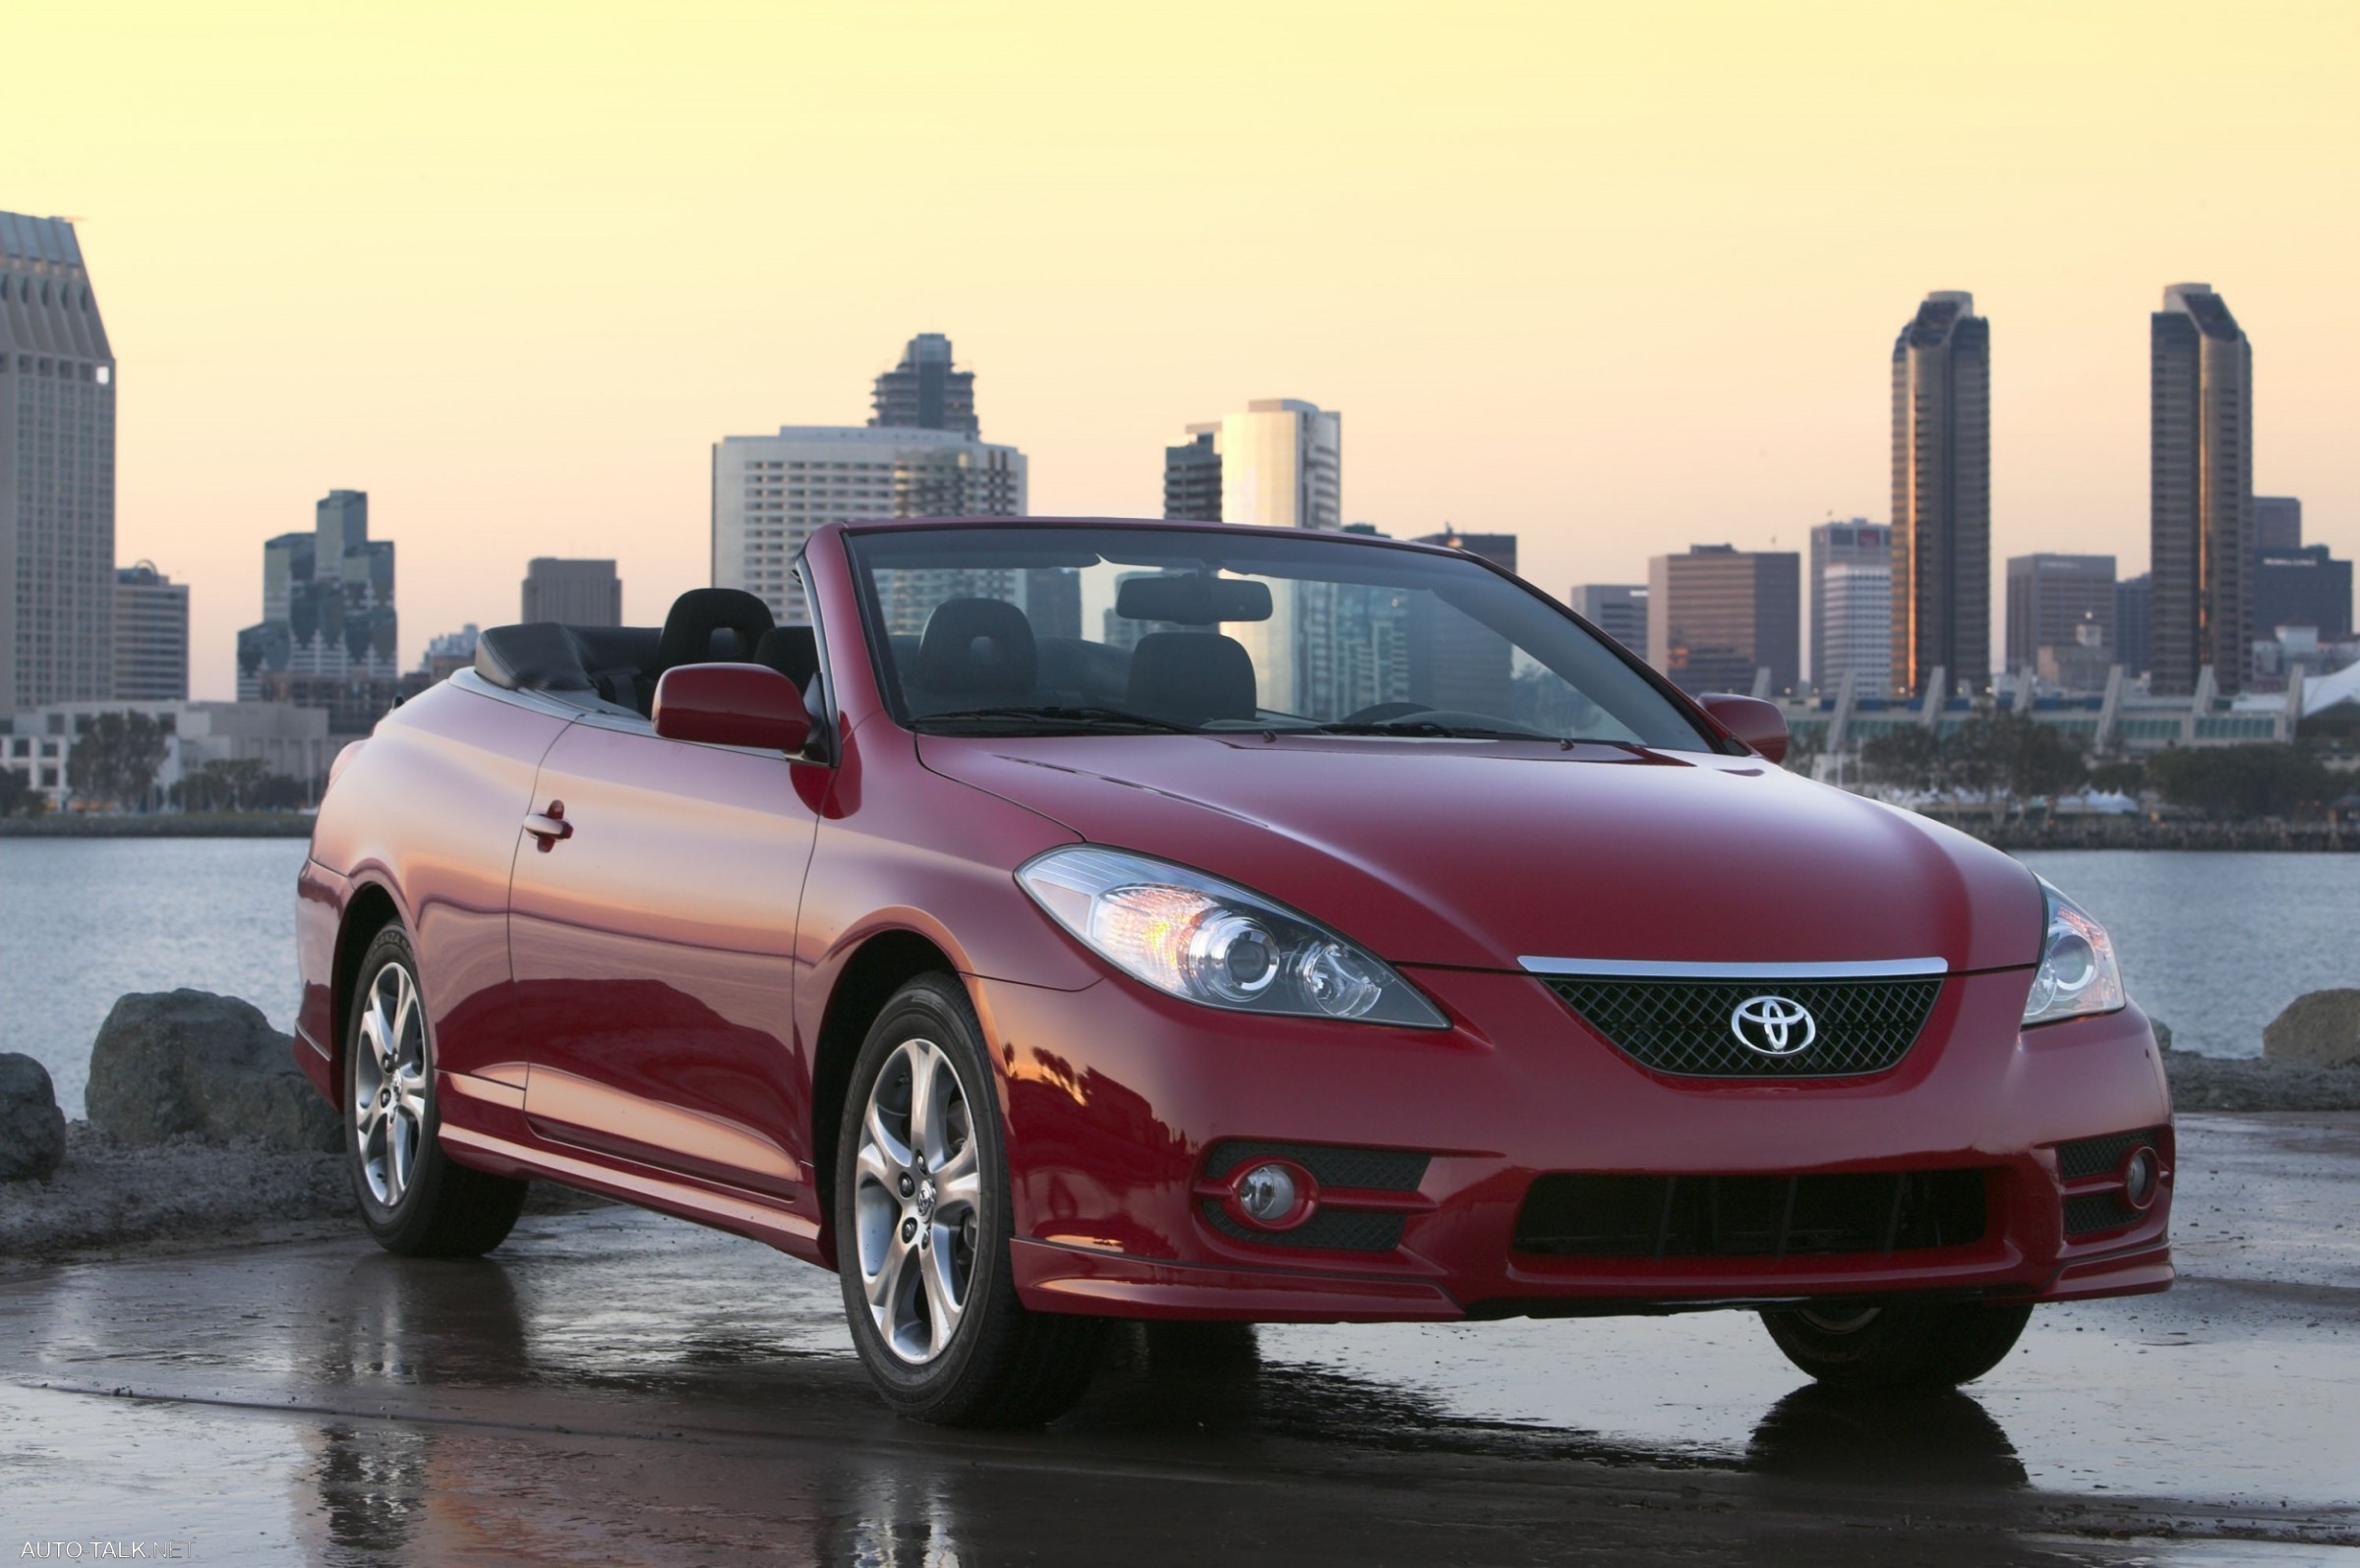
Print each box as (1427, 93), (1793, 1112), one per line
(524, 800), (573, 850)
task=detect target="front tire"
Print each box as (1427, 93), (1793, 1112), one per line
(835, 974), (1106, 1425)
(1759, 1299), (2034, 1391)
(343, 924), (527, 1257)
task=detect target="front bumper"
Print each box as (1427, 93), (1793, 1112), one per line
(980, 963), (2173, 1322)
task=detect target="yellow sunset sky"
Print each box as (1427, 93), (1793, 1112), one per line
(13, 1), (2358, 697)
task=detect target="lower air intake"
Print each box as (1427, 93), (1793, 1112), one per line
(1513, 1169), (1991, 1258)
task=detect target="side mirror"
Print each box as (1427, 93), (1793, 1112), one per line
(1696, 692), (1789, 764)
(653, 663), (813, 754)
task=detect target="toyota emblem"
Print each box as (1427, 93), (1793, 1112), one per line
(1731, 995), (1817, 1056)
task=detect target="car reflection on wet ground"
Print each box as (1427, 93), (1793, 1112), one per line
(2, 1114), (2354, 1566)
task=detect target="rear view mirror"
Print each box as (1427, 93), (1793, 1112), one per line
(1115, 573), (1274, 624)
(653, 663), (814, 754)
(1696, 693), (1789, 764)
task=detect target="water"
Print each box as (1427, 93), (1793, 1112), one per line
(2, 841), (2353, 1119)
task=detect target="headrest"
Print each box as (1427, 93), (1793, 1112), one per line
(914, 599), (1036, 696)
(658, 588), (776, 671)
(1127, 632), (1258, 726)
(1115, 573), (1273, 625)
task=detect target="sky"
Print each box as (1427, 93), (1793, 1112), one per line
(13, 0), (2359, 699)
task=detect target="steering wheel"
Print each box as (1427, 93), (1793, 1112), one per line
(1335, 701), (1434, 725)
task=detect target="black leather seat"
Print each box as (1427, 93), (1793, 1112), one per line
(638, 589), (777, 712)
(910, 599), (1036, 702)
(1128, 632), (1258, 726)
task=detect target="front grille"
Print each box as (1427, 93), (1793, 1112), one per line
(1200, 1203), (1407, 1252)
(1202, 1140), (1430, 1192)
(1513, 1169), (1990, 1258)
(1541, 976), (1942, 1078)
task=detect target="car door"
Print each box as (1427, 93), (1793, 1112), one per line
(508, 710), (821, 1200)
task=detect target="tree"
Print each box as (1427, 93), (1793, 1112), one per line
(2087, 755), (2146, 797)
(169, 757), (270, 813)
(64, 712), (170, 809)
(0, 766), (28, 817)
(1950, 711), (2087, 812)
(1859, 726), (1943, 792)
(2146, 744), (2336, 820)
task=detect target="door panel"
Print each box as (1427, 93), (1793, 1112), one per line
(509, 720), (818, 1198)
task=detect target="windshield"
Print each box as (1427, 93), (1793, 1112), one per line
(845, 525), (1715, 750)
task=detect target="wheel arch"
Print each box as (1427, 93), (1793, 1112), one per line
(810, 929), (964, 1250)
(327, 880), (405, 1112)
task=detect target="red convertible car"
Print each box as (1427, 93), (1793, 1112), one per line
(296, 518), (2172, 1424)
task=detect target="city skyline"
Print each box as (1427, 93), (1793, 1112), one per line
(9, 4), (2357, 699)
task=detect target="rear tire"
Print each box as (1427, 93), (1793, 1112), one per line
(835, 973), (1106, 1426)
(344, 924), (528, 1257)
(1759, 1300), (2033, 1391)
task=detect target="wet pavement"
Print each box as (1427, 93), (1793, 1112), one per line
(2, 1113), (2354, 1566)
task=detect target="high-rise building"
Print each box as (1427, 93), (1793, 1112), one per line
(713, 427), (1027, 626)
(1407, 531), (1516, 716)
(1891, 291), (1990, 696)
(521, 558), (621, 627)
(1807, 520), (1891, 690)
(1820, 560), (1893, 695)
(113, 562), (189, 702)
(236, 491), (400, 700)
(1, 212), (116, 719)
(1163, 428), (1222, 520)
(2255, 495), (2302, 554)
(869, 333), (977, 436)
(2151, 283), (2254, 695)
(2114, 574), (2154, 677)
(1648, 544), (1801, 696)
(2004, 553), (2116, 677)
(1569, 584), (1648, 655)
(2255, 546), (2352, 643)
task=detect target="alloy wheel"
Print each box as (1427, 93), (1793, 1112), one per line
(353, 960), (430, 1208)
(853, 1036), (982, 1365)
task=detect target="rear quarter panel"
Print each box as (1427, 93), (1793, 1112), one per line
(304, 679), (572, 1091)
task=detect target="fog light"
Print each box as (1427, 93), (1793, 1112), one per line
(1235, 1161), (1310, 1229)
(2121, 1146), (2161, 1211)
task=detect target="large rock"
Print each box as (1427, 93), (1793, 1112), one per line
(0, 1053), (68, 1181)
(86, 990), (340, 1152)
(2264, 990), (2360, 1070)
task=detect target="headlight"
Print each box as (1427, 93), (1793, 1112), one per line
(1016, 846), (1447, 1028)
(2022, 878), (2126, 1027)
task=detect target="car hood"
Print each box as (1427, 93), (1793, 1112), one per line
(918, 733), (2042, 974)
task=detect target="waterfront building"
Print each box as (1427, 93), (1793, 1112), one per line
(2115, 573), (2154, 676)
(2152, 283), (2254, 695)
(870, 333), (977, 436)
(521, 558), (621, 627)
(1891, 291), (1990, 696)
(2005, 553), (2116, 683)
(713, 426), (1027, 627)
(113, 562), (189, 702)
(1162, 428), (1222, 520)
(1, 212), (116, 719)
(1569, 584), (1648, 655)
(1807, 520), (1891, 691)
(1, 698), (329, 811)
(2256, 546), (2353, 643)
(1648, 544), (1801, 696)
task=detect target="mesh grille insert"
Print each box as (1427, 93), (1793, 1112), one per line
(2056, 1128), (2163, 1182)
(1200, 1201), (1406, 1252)
(1203, 1140), (1430, 1192)
(1513, 1169), (1990, 1258)
(1541, 975), (1942, 1078)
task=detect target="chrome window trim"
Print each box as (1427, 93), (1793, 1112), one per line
(1517, 956), (1949, 980)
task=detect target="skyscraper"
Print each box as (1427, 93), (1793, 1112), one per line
(2114, 574), (2154, 677)
(1407, 531), (1516, 716)
(1648, 544), (1801, 696)
(2255, 495), (2302, 554)
(2004, 553), (2116, 678)
(1568, 584), (1648, 654)
(1819, 560), (1893, 695)
(521, 558), (622, 626)
(237, 491), (400, 700)
(869, 333), (977, 436)
(113, 562), (189, 702)
(1, 212), (116, 719)
(1163, 428), (1222, 520)
(1807, 520), (1891, 690)
(2151, 283), (2254, 695)
(1891, 291), (1989, 697)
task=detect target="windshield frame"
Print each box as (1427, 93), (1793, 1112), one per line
(840, 519), (1732, 754)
